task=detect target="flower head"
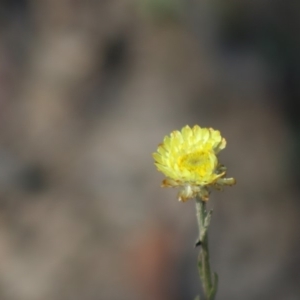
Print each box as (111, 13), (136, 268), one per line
(153, 125), (235, 202)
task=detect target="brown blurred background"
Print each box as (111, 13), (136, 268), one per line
(0, 0), (299, 299)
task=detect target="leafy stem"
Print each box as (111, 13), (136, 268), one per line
(195, 197), (218, 300)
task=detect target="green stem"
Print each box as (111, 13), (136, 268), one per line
(195, 197), (218, 300)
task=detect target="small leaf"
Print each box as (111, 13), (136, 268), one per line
(204, 210), (213, 228)
(208, 272), (218, 300)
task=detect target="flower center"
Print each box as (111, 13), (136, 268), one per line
(179, 150), (215, 177)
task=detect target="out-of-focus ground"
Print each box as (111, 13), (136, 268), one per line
(0, 1), (299, 299)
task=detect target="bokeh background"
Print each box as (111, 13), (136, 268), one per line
(0, 0), (299, 299)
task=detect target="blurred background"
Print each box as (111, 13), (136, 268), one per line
(0, 0), (299, 299)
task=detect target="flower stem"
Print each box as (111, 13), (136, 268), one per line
(195, 197), (218, 300)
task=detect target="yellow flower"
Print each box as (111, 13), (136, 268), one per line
(153, 125), (235, 202)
